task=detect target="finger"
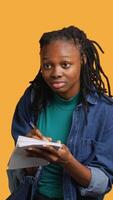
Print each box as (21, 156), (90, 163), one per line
(33, 129), (44, 139)
(30, 129), (51, 141)
(33, 147), (62, 163)
(27, 129), (43, 140)
(56, 140), (61, 144)
(34, 148), (58, 163)
(46, 137), (52, 142)
(26, 148), (54, 163)
(57, 144), (68, 154)
(26, 148), (45, 157)
(42, 145), (59, 156)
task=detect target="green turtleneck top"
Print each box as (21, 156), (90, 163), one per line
(37, 93), (80, 198)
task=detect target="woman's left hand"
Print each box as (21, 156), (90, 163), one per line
(43, 144), (73, 165)
(27, 144), (73, 166)
(26, 144), (92, 187)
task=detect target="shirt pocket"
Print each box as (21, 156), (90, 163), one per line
(75, 139), (102, 164)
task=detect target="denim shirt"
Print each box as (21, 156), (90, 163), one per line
(8, 86), (113, 200)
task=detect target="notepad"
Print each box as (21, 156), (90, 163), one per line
(17, 135), (62, 149)
(8, 136), (62, 169)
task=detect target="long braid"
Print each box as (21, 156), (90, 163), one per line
(30, 70), (53, 120)
(30, 26), (112, 122)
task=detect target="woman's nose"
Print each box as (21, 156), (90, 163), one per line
(51, 66), (62, 79)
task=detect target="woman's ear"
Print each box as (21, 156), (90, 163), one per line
(81, 54), (87, 65)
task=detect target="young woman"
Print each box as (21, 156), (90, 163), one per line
(9, 26), (113, 200)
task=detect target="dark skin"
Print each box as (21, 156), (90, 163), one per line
(40, 39), (81, 99)
(26, 40), (91, 187)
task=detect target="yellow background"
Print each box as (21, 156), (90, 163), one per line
(0, 0), (113, 199)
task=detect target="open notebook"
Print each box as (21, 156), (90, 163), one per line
(8, 136), (62, 169)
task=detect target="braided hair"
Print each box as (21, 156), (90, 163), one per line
(30, 26), (112, 122)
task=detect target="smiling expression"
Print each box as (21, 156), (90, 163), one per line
(40, 40), (82, 99)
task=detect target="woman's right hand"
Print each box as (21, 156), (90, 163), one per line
(27, 128), (52, 141)
(25, 128), (52, 159)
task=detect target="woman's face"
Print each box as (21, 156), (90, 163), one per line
(40, 40), (82, 99)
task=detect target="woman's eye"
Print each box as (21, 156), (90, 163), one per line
(42, 63), (52, 69)
(62, 63), (71, 68)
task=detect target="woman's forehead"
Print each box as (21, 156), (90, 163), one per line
(40, 40), (81, 57)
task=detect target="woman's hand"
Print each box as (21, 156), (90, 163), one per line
(26, 128), (72, 165)
(43, 144), (73, 165)
(26, 144), (73, 166)
(25, 134), (91, 187)
(26, 128), (53, 157)
(39, 145), (91, 187)
(27, 128), (52, 141)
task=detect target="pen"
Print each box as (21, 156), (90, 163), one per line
(29, 121), (61, 144)
(29, 121), (44, 140)
(29, 121), (37, 129)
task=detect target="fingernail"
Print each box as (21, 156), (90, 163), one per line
(57, 140), (61, 144)
(43, 137), (49, 141)
(43, 144), (47, 147)
(28, 147), (33, 150)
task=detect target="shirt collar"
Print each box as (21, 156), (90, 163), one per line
(86, 93), (98, 105)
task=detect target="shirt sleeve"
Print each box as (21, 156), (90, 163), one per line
(7, 169), (25, 193)
(11, 86), (34, 142)
(79, 167), (109, 197)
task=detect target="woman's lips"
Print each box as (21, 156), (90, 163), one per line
(51, 82), (66, 89)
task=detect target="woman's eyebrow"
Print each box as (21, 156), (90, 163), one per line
(41, 56), (71, 60)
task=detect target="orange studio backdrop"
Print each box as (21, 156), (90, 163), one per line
(0, 0), (113, 199)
